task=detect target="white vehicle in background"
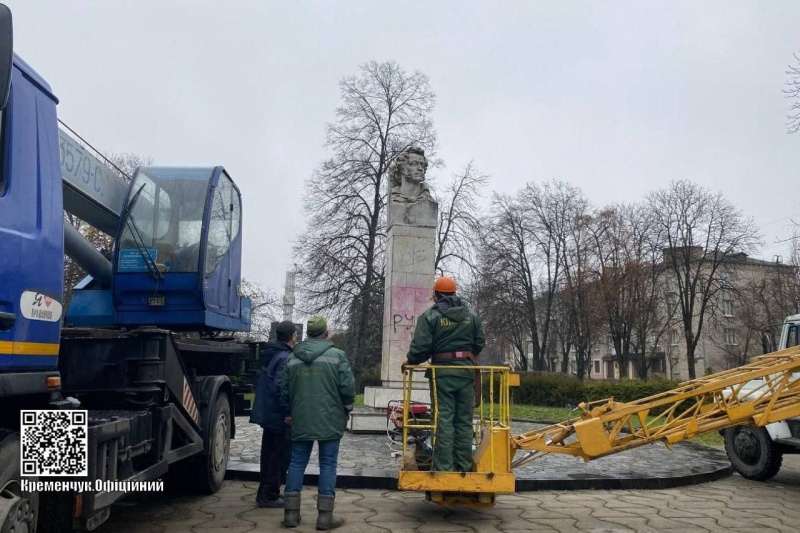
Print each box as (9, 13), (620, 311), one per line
(722, 314), (800, 480)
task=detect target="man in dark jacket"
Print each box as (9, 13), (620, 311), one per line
(279, 316), (355, 530)
(250, 320), (297, 507)
(403, 276), (485, 473)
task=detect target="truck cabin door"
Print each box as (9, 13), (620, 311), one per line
(203, 170), (241, 318)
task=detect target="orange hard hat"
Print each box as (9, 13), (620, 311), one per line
(433, 276), (457, 293)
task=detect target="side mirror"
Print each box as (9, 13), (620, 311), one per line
(762, 332), (773, 354)
(0, 4), (11, 111)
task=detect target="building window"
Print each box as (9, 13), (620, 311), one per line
(721, 299), (733, 317)
(724, 328), (737, 346)
(594, 360), (600, 374)
(649, 331), (660, 347)
(667, 296), (679, 317)
(652, 355), (666, 373)
(665, 277), (677, 293)
(720, 271), (732, 288)
(669, 330), (679, 346)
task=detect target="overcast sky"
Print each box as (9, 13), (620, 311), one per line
(6, 0), (800, 302)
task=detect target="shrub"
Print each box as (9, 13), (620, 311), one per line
(508, 372), (681, 411)
(356, 366), (382, 391)
(510, 372), (584, 407)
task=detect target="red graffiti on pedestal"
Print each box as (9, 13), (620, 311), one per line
(390, 286), (431, 343)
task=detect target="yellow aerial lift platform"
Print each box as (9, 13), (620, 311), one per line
(397, 344), (800, 508)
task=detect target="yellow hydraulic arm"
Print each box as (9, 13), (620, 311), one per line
(511, 346), (800, 469)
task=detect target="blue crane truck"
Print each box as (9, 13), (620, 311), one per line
(0, 5), (262, 531)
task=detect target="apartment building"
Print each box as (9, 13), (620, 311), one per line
(588, 249), (799, 381)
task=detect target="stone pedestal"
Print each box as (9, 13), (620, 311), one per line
(362, 198), (437, 410)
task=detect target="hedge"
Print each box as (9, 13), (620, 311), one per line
(504, 372), (682, 411)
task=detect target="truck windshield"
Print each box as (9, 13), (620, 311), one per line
(117, 167), (212, 273)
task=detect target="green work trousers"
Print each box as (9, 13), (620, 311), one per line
(430, 374), (474, 472)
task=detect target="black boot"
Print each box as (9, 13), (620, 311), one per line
(315, 494), (343, 531)
(282, 492), (301, 528)
(256, 483), (269, 506)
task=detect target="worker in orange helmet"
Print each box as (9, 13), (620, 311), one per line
(402, 276), (486, 472)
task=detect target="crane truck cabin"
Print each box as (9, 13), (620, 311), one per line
(0, 5), (251, 364)
(0, 5), (259, 532)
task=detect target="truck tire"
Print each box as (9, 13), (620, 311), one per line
(0, 430), (39, 533)
(36, 492), (73, 533)
(195, 392), (231, 494)
(724, 426), (783, 481)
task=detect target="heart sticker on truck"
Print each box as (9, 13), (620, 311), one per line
(20, 290), (63, 322)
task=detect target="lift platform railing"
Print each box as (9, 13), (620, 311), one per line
(398, 364), (518, 506)
(511, 346), (800, 469)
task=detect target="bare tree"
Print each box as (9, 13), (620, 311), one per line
(590, 206), (635, 376)
(647, 180), (761, 379)
(478, 193), (539, 370)
(522, 180), (582, 371)
(434, 161), (489, 277)
(293, 61), (438, 377)
(461, 278), (519, 367)
(591, 204), (679, 379)
(235, 279), (281, 342)
(785, 53), (800, 134)
(477, 181), (579, 371)
(559, 197), (599, 379)
(550, 289), (575, 374)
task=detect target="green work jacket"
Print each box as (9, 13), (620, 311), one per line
(407, 296), (486, 379)
(280, 338), (356, 441)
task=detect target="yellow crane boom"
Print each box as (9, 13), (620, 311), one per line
(511, 346), (800, 468)
(398, 345), (800, 508)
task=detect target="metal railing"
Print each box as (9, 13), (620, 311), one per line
(399, 364), (513, 474)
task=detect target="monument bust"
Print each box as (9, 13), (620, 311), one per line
(389, 147), (434, 203)
(387, 147), (437, 228)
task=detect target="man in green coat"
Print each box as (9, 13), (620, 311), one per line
(280, 316), (355, 530)
(403, 276), (486, 473)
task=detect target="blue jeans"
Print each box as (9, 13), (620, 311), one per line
(284, 439), (340, 496)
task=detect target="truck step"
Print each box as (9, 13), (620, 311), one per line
(775, 437), (800, 447)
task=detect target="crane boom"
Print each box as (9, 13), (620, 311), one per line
(510, 346), (800, 468)
(58, 125), (129, 285)
(59, 125), (128, 236)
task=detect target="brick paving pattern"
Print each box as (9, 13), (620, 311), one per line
(94, 417), (800, 532)
(101, 464), (800, 532)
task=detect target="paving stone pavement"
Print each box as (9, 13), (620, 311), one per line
(100, 454), (800, 533)
(94, 415), (800, 532)
(227, 416), (732, 489)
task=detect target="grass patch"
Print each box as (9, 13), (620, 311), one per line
(509, 404), (577, 421)
(354, 394), (364, 407)
(687, 431), (724, 447)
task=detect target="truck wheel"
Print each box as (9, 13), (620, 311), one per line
(196, 393), (231, 494)
(0, 430), (39, 533)
(36, 492), (73, 533)
(724, 426), (783, 481)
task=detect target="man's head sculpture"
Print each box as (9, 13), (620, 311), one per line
(389, 147), (432, 201)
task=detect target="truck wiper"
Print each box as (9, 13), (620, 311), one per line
(123, 183), (163, 281)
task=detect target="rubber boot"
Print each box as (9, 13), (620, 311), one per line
(315, 494), (344, 531)
(282, 492), (301, 528)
